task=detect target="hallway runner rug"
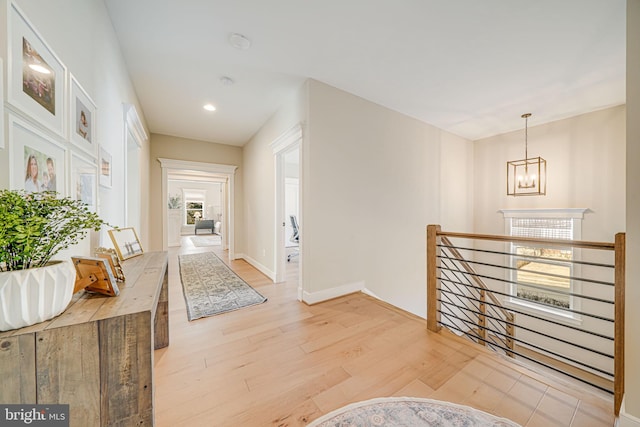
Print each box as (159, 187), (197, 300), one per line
(178, 252), (267, 321)
(307, 397), (521, 427)
(189, 235), (221, 247)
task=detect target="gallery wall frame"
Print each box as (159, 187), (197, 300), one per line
(9, 113), (66, 196)
(5, 0), (67, 138)
(69, 73), (97, 158)
(70, 150), (97, 213)
(99, 146), (112, 188)
(0, 57), (4, 150)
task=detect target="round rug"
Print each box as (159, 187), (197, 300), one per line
(308, 397), (521, 427)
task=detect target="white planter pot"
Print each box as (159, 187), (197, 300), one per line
(0, 260), (75, 331)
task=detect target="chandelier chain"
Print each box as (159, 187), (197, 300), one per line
(522, 113), (531, 161)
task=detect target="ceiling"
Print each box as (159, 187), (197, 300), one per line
(104, 0), (626, 147)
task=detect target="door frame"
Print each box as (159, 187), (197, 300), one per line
(123, 104), (147, 235)
(271, 124), (302, 294)
(158, 158), (238, 257)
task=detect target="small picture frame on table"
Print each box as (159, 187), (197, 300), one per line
(72, 256), (120, 296)
(95, 247), (125, 282)
(108, 227), (144, 261)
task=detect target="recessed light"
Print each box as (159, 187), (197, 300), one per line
(220, 76), (234, 86)
(228, 33), (251, 50)
(203, 104), (216, 112)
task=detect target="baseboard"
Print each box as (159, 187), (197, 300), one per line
(620, 397), (640, 427)
(236, 254), (276, 282)
(362, 287), (426, 320)
(302, 281), (365, 305)
(361, 287), (381, 300)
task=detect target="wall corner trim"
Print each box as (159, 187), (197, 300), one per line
(270, 123), (303, 154)
(619, 397), (640, 427)
(302, 281), (365, 305)
(237, 254), (276, 282)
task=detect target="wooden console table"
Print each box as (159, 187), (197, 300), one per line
(0, 251), (169, 426)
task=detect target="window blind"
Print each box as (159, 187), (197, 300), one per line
(510, 218), (573, 240)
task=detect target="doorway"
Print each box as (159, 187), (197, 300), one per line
(167, 173), (225, 245)
(125, 128), (141, 233)
(123, 104), (147, 236)
(158, 158), (237, 257)
(273, 124), (302, 296)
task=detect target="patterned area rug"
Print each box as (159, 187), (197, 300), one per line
(178, 252), (267, 321)
(308, 397), (521, 427)
(190, 235), (221, 247)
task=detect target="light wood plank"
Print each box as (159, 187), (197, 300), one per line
(99, 313), (153, 426)
(36, 323), (100, 425)
(154, 266), (170, 349)
(0, 335), (36, 403)
(154, 236), (614, 427)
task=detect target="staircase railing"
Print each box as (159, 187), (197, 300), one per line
(438, 235), (515, 356)
(426, 225), (625, 416)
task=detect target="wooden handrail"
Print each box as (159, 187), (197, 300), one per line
(427, 225), (441, 332)
(614, 232), (625, 416)
(438, 230), (615, 251)
(440, 236), (515, 324)
(427, 225), (624, 416)
(479, 289), (486, 346)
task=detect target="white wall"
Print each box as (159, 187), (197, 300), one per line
(623, 0), (640, 423)
(303, 80), (474, 316)
(241, 83), (308, 276)
(473, 106), (626, 241)
(148, 133), (243, 251)
(0, 0), (149, 250)
(242, 79), (474, 317)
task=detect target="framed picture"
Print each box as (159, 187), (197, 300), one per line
(70, 151), (97, 213)
(69, 74), (97, 157)
(99, 146), (112, 188)
(8, 113), (66, 196)
(94, 247), (125, 282)
(5, 1), (67, 138)
(0, 57), (4, 150)
(71, 256), (120, 296)
(108, 227), (144, 261)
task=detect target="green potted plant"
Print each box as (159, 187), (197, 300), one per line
(0, 189), (110, 331)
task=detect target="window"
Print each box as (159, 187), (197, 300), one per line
(185, 201), (203, 225)
(501, 209), (587, 319)
(510, 218), (573, 309)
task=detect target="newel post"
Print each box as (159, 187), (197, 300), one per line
(427, 224), (441, 332)
(614, 232), (625, 416)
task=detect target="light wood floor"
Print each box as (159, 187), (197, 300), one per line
(154, 237), (614, 426)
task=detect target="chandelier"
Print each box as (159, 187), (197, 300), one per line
(506, 113), (546, 196)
